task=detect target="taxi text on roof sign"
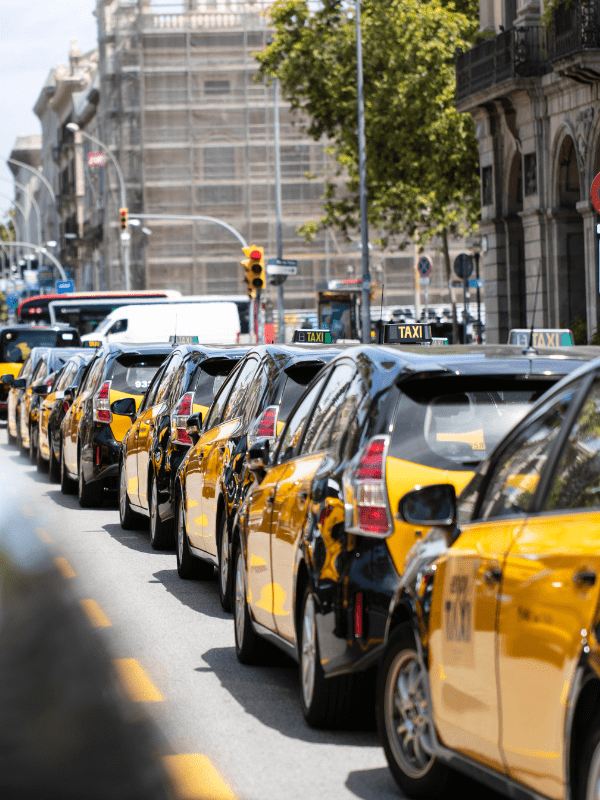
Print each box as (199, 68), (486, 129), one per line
(83, 340), (102, 348)
(508, 329), (574, 347)
(383, 323), (432, 344)
(169, 335), (199, 345)
(292, 329), (333, 344)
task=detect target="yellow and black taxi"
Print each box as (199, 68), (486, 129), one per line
(60, 342), (172, 507)
(174, 343), (339, 611)
(0, 325), (80, 426)
(232, 338), (598, 729)
(37, 350), (95, 478)
(119, 342), (247, 549)
(376, 353), (600, 800)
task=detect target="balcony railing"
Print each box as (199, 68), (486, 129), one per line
(456, 27), (548, 104)
(546, 0), (600, 60)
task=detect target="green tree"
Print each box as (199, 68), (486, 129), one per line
(257, 0), (480, 336)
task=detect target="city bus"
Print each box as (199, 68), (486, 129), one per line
(17, 290), (181, 327)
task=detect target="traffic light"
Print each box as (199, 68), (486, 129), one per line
(240, 246), (265, 297)
(119, 207), (128, 232)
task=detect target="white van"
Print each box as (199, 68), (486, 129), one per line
(80, 301), (241, 346)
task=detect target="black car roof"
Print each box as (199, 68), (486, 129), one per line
(100, 342), (175, 357)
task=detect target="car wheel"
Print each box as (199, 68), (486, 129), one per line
(149, 472), (173, 550)
(233, 545), (261, 664)
(36, 429), (48, 472)
(60, 444), (77, 495)
(218, 513), (232, 612)
(29, 424), (37, 462)
(49, 432), (60, 482)
(299, 586), (357, 728)
(7, 424), (16, 445)
(119, 460), (145, 530)
(15, 410), (23, 451)
(377, 623), (456, 798)
(175, 493), (213, 579)
(78, 451), (104, 508)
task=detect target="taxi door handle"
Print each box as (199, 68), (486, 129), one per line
(266, 494), (275, 505)
(482, 568), (502, 585)
(574, 570), (596, 587)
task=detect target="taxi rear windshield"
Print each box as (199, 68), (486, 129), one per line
(390, 377), (554, 470)
(0, 330), (77, 363)
(189, 360), (239, 407)
(107, 354), (168, 394)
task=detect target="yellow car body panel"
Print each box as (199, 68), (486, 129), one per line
(108, 389), (143, 443)
(0, 362), (22, 380)
(39, 390), (58, 459)
(385, 457), (474, 576)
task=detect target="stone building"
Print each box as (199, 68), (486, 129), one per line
(456, 0), (600, 342)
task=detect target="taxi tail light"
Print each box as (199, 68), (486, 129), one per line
(63, 400), (70, 413)
(45, 376), (53, 389)
(248, 405), (279, 447)
(354, 592), (364, 638)
(343, 435), (393, 538)
(93, 380), (113, 423)
(172, 392), (194, 445)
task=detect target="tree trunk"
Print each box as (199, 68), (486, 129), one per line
(442, 228), (459, 343)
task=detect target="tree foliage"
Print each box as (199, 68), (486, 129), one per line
(257, 0), (480, 247)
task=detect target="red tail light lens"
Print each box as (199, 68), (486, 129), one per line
(93, 380), (113, 423)
(343, 435), (392, 538)
(354, 592), (363, 637)
(248, 405), (279, 447)
(45, 376), (53, 389)
(171, 392), (194, 445)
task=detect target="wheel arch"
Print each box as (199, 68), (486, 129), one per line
(569, 671), (600, 800)
(294, 559), (310, 652)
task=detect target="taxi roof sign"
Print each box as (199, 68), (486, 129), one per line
(169, 335), (199, 345)
(292, 329), (332, 345)
(383, 323), (432, 345)
(83, 340), (102, 348)
(508, 329), (574, 347)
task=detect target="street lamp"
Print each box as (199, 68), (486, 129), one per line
(66, 122), (130, 290)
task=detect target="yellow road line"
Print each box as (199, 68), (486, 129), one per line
(113, 658), (164, 702)
(36, 527), (52, 543)
(162, 755), (237, 800)
(80, 599), (112, 628)
(55, 557), (76, 578)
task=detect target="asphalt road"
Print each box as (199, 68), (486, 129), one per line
(0, 430), (402, 800)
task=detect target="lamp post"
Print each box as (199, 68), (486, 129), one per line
(0, 241), (67, 280)
(0, 177), (43, 245)
(7, 157), (59, 244)
(66, 123), (130, 290)
(355, 0), (371, 343)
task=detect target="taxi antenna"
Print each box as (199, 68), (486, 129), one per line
(525, 261), (543, 355)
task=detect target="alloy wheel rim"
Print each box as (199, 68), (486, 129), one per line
(384, 648), (434, 779)
(119, 466), (127, 520)
(301, 594), (317, 708)
(220, 523), (228, 595)
(234, 554), (245, 645)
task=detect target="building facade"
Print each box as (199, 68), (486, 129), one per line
(457, 0), (600, 343)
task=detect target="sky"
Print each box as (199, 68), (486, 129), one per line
(0, 0), (98, 221)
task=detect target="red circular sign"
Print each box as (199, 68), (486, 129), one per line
(591, 171), (600, 214)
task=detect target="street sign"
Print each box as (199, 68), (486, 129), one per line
(417, 255), (432, 278)
(469, 278), (484, 288)
(592, 171), (600, 214)
(420, 277), (430, 286)
(56, 280), (75, 294)
(454, 253), (473, 280)
(88, 152), (106, 167)
(266, 258), (297, 276)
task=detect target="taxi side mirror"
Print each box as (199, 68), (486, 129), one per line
(1, 374), (14, 385)
(64, 386), (76, 399)
(185, 412), (203, 444)
(398, 484), (456, 527)
(111, 397), (137, 418)
(12, 378), (26, 389)
(247, 438), (270, 474)
(32, 383), (49, 396)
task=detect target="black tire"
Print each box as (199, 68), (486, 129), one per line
(49, 432), (60, 482)
(15, 410), (24, 452)
(298, 585), (357, 728)
(175, 492), (213, 579)
(7, 424), (16, 445)
(377, 623), (456, 798)
(233, 545), (262, 664)
(36, 429), (48, 472)
(78, 452), (104, 508)
(29, 423), (37, 462)
(578, 713), (600, 800)
(60, 444), (77, 494)
(218, 513), (232, 612)
(149, 471), (173, 550)
(119, 460), (145, 530)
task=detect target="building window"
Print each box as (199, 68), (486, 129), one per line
(281, 145), (310, 178)
(203, 147), (235, 180)
(204, 80), (230, 96)
(524, 153), (537, 196)
(481, 166), (493, 206)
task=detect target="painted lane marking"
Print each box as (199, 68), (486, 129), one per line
(113, 658), (164, 702)
(163, 754), (237, 800)
(80, 599), (111, 628)
(55, 557), (76, 578)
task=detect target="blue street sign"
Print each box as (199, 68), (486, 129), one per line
(267, 258), (298, 267)
(454, 253), (474, 280)
(417, 255), (432, 277)
(469, 279), (484, 288)
(56, 280), (75, 294)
